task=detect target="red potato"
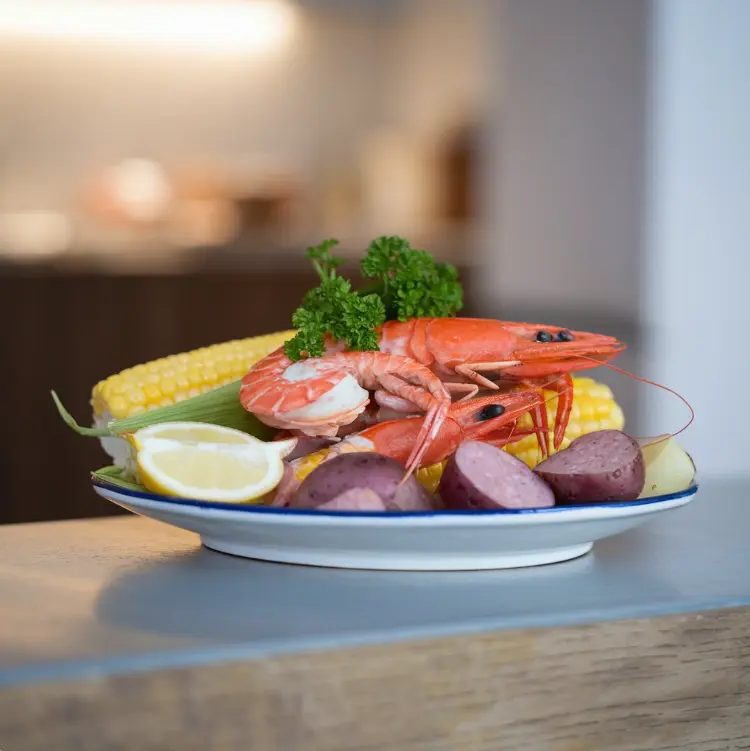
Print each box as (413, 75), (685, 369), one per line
(438, 440), (555, 510)
(317, 488), (388, 512)
(291, 453), (437, 511)
(533, 429), (645, 504)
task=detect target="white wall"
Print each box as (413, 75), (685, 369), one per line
(480, 0), (748, 477)
(641, 0), (750, 477)
(478, 0), (649, 319)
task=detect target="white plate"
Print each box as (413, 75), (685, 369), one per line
(92, 477), (698, 571)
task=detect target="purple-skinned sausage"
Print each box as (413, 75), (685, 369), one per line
(292, 453), (436, 511)
(438, 440), (555, 510)
(317, 488), (389, 512)
(533, 429), (645, 504)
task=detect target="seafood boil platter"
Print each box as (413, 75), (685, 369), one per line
(54, 236), (697, 570)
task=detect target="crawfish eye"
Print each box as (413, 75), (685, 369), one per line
(478, 404), (506, 421)
(556, 329), (574, 342)
(535, 330), (553, 343)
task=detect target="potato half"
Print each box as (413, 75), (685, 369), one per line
(637, 435), (696, 498)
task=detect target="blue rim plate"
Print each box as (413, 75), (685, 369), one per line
(91, 474), (699, 519)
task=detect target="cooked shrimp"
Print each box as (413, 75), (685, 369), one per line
(240, 347), (451, 476)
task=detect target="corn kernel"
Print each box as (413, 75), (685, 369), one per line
(108, 396), (129, 419)
(125, 388), (146, 406)
(201, 367), (218, 385)
(579, 402), (596, 420)
(416, 461), (447, 495)
(108, 375), (125, 394)
(293, 450), (329, 483)
(143, 383), (161, 402)
(160, 377), (177, 396)
(99, 383), (114, 403)
(595, 402), (611, 417)
(216, 359), (231, 377)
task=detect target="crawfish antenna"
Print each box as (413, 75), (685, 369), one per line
(577, 355), (694, 441)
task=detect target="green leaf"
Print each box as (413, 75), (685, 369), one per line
(51, 390), (110, 437)
(306, 238), (343, 280)
(360, 235), (463, 320)
(52, 382), (276, 440)
(286, 240), (385, 360)
(287, 233), (463, 361)
(92, 465), (147, 492)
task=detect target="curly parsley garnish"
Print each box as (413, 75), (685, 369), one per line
(360, 235), (463, 320)
(284, 240), (386, 361)
(284, 235), (464, 361)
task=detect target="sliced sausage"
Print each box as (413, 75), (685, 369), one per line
(438, 440), (555, 510)
(291, 452), (436, 511)
(317, 488), (388, 512)
(534, 429), (645, 504)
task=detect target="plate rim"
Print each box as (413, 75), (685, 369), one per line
(91, 475), (699, 520)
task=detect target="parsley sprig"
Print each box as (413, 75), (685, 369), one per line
(284, 235), (464, 361)
(284, 240), (386, 361)
(360, 235), (463, 321)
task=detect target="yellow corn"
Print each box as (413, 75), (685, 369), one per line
(415, 460), (448, 494)
(504, 376), (624, 468)
(91, 330), (296, 421)
(292, 448), (335, 483)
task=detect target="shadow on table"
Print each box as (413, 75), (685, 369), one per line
(93, 535), (685, 645)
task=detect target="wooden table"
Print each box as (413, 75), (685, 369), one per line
(1, 479), (749, 750)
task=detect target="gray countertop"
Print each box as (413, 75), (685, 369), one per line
(1, 477), (748, 689)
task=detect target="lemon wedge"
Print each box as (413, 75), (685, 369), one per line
(127, 422), (296, 503)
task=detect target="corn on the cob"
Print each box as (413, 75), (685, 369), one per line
(71, 330), (295, 469)
(91, 330), (296, 421)
(503, 376), (624, 468)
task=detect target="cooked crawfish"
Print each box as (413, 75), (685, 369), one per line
(377, 317), (625, 455)
(239, 348), (451, 477)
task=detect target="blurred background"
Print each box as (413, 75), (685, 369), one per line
(0, 0), (744, 524)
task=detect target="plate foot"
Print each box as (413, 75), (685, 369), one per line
(200, 538), (594, 571)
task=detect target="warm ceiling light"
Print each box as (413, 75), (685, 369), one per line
(0, 1), (297, 54)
